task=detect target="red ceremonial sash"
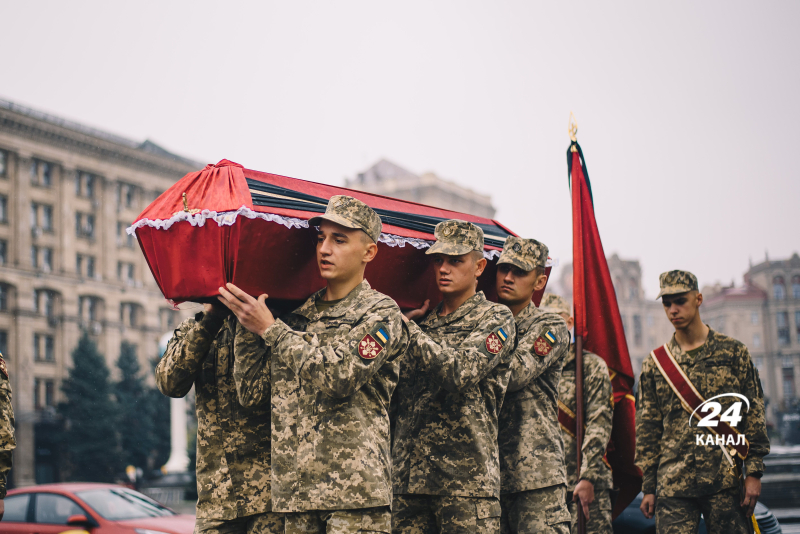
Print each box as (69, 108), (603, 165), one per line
(558, 401), (611, 469)
(650, 344), (749, 460)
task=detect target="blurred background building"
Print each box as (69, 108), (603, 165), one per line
(558, 252), (800, 441)
(0, 99), (197, 486)
(345, 159), (496, 218)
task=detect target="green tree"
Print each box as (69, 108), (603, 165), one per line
(58, 332), (120, 481)
(115, 341), (155, 470)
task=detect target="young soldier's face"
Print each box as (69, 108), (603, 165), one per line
(661, 291), (703, 329)
(495, 264), (545, 306)
(431, 253), (485, 295)
(316, 221), (375, 281)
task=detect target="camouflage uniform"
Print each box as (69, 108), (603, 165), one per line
(559, 345), (614, 534)
(495, 243), (572, 534)
(392, 220), (517, 534)
(636, 271), (770, 534)
(156, 314), (283, 533)
(234, 196), (407, 534)
(0, 354), (15, 500)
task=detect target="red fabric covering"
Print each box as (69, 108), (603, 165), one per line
(570, 145), (642, 519)
(133, 160), (549, 310)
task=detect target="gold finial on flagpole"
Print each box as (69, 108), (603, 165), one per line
(568, 112), (578, 152)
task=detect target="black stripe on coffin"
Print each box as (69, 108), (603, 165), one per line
(246, 178), (510, 247)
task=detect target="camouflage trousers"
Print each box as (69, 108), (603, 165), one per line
(655, 488), (751, 534)
(500, 484), (571, 534)
(392, 494), (502, 534)
(284, 506), (391, 534)
(194, 512), (285, 534)
(566, 489), (612, 534)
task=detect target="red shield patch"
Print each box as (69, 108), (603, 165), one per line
(485, 332), (504, 355)
(358, 334), (384, 360)
(533, 336), (552, 356)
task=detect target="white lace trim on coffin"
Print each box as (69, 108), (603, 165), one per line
(126, 206), (501, 258)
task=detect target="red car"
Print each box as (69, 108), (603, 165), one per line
(0, 483), (195, 534)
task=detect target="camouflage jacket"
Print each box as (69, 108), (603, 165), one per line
(498, 303), (569, 494)
(636, 328), (770, 498)
(558, 346), (613, 492)
(392, 291), (516, 498)
(156, 313), (272, 520)
(239, 279), (408, 512)
(0, 356), (15, 499)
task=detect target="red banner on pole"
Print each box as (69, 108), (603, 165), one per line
(569, 141), (642, 518)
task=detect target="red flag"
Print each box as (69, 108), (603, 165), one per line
(569, 141), (642, 518)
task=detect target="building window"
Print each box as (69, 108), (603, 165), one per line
(31, 247), (53, 272)
(34, 333), (55, 362)
(117, 262), (134, 284)
(0, 195), (7, 223)
(120, 302), (140, 328)
(633, 315), (643, 346)
(753, 333), (761, 348)
(0, 240), (6, 266)
(79, 296), (96, 322)
(160, 308), (179, 331)
(753, 357), (763, 370)
(646, 315), (654, 327)
(0, 330), (7, 358)
(117, 221), (134, 248)
(31, 246), (38, 269)
(0, 285), (7, 311)
(778, 311), (791, 346)
(34, 378), (56, 409)
(76, 171), (98, 198)
(75, 212), (95, 238)
(783, 366), (796, 401)
(0, 150), (6, 178)
(751, 311), (759, 325)
(774, 276), (787, 300)
(30, 159), (53, 187)
(793, 275), (800, 300)
(796, 311), (800, 343)
(34, 290), (55, 318)
(45, 380), (55, 407)
(30, 203), (54, 232)
(620, 315), (627, 334)
(117, 182), (137, 209)
(76, 254), (97, 278)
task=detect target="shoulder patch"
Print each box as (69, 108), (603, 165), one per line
(533, 333), (553, 356)
(358, 323), (389, 360)
(485, 327), (508, 355)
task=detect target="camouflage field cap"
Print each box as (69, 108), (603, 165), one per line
(426, 219), (484, 256)
(497, 236), (548, 272)
(309, 195), (382, 243)
(657, 269), (699, 299)
(539, 293), (571, 315)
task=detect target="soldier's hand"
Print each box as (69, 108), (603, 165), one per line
(741, 475), (761, 517)
(217, 283), (275, 336)
(640, 493), (655, 519)
(573, 479), (594, 520)
(403, 299), (430, 322)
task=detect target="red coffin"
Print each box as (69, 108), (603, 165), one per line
(129, 160), (550, 311)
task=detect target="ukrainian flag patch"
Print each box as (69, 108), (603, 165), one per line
(497, 327), (508, 343)
(375, 327), (389, 345)
(544, 331), (556, 344)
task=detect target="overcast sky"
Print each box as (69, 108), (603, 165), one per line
(2, 1), (798, 298)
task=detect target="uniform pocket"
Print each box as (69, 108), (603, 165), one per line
(360, 506), (392, 533)
(476, 499), (502, 520)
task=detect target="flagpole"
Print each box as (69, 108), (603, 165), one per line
(569, 113), (587, 534)
(575, 334), (586, 534)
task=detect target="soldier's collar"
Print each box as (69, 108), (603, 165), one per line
(296, 279), (371, 320)
(515, 301), (537, 324)
(668, 326), (717, 363)
(424, 291), (486, 326)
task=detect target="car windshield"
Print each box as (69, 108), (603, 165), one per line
(75, 488), (176, 520)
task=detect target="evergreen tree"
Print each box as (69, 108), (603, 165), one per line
(58, 332), (120, 481)
(115, 341), (155, 471)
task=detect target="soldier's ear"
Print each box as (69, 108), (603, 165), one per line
(363, 242), (379, 263)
